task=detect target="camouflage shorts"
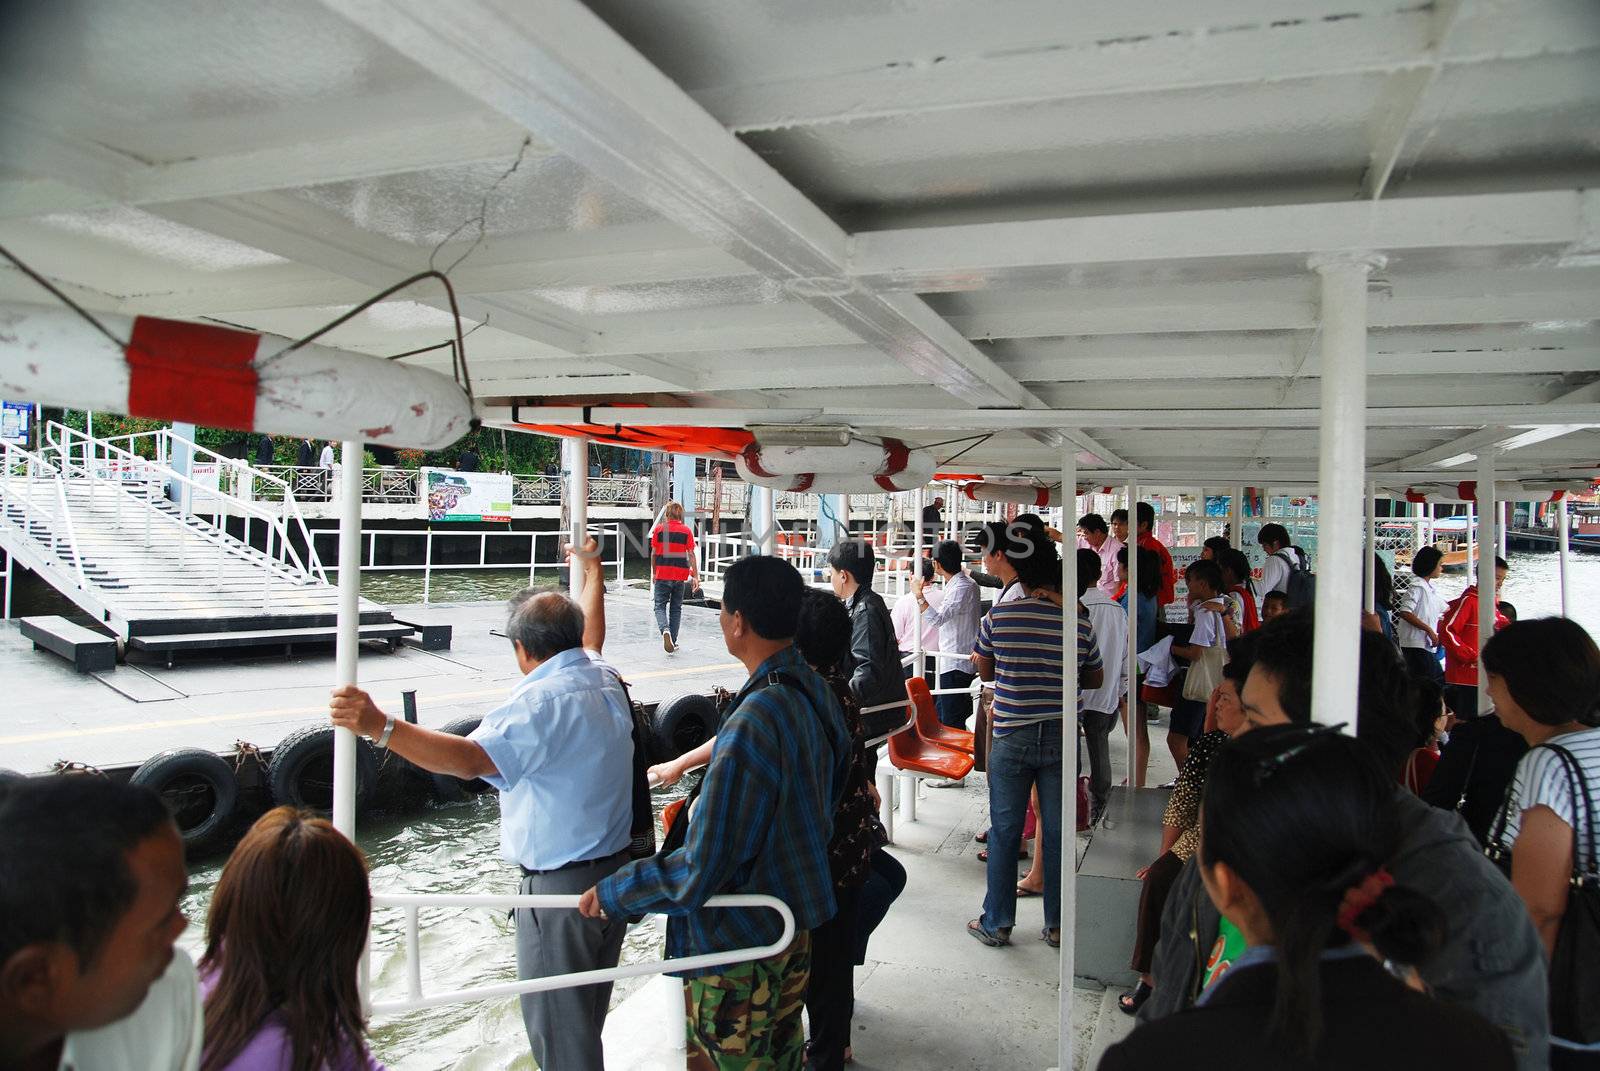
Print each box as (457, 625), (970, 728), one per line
(683, 932), (812, 1071)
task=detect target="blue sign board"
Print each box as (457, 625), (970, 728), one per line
(1, 401), (32, 447)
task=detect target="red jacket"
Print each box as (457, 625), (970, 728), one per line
(1438, 585), (1508, 686)
(650, 519), (696, 582)
(1140, 533), (1178, 607)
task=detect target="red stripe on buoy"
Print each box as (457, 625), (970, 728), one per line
(126, 317), (259, 429)
(1405, 489), (1427, 503)
(1035, 487), (1050, 508)
(742, 443), (777, 479)
(962, 483), (980, 501)
(792, 473), (814, 492)
(881, 438), (910, 476)
(1457, 481), (1476, 502)
(874, 474), (898, 492)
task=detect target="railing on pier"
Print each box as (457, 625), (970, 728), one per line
(308, 523), (625, 604)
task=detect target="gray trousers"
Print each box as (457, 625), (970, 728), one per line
(515, 849), (629, 1071)
(1080, 709), (1116, 807)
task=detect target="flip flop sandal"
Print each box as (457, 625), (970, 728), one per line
(975, 830), (989, 843)
(1118, 981), (1153, 1015)
(1041, 927), (1061, 948)
(1016, 885), (1041, 898)
(967, 918), (1011, 946)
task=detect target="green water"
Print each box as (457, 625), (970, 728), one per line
(352, 561), (653, 606)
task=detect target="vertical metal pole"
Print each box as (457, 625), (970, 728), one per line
(1555, 489), (1568, 614)
(1498, 501), (1508, 561)
(1364, 480), (1378, 614)
(1230, 485), (1243, 546)
(3, 551), (11, 620)
(1125, 481), (1139, 792)
(1058, 446), (1078, 1071)
(565, 436), (590, 600)
(912, 485), (925, 675)
(753, 485), (777, 555)
(1309, 253), (1382, 730)
(423, 531), (433, 606)
(1426, 501), (1435, 547)
(333, 440), (362, 840)
(1477, 458), (1497, 716)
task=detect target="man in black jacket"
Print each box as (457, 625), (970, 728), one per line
(827, 539), (904, 742)
(1138, 612), (1549, 1071)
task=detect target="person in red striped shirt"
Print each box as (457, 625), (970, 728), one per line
(650, 502), (700, 653)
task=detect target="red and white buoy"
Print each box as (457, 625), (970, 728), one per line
(735, 437), (935, 493)
(1404, 481), (1578, 504)
(0, 303), (475, 449)
(961, 481), (1060, 507)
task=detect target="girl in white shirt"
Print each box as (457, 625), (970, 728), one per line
(1396, 546), (1446, 683)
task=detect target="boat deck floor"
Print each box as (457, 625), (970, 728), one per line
(1, 585), (740, 775)
(602, 726), (1182, 1070)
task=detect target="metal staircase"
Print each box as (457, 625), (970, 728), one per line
(1, 423), (412, 660)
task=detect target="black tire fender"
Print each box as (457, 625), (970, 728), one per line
(649, 693), (718, 766)
(267, 725), (377, 814)
(431, 716), (495, 802)
(130, 748), (239, 856)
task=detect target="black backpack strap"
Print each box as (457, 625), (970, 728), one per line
(1545, 743), (1599, 880)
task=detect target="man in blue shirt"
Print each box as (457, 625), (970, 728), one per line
(579, 555), (850, 1069)
(330, 540), (633, 1071)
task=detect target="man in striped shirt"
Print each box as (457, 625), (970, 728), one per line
(967, 532), (1103, 950)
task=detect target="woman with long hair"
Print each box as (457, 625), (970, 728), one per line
(1100, 725), (1513, 1069)
(200, 807), (384, 1071)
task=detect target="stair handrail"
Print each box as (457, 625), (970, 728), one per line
(42, 423), (322, 587)
(0, 440), (90, 590)
(150, 430), (328, 584)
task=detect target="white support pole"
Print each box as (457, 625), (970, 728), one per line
(1498, 501), (1509, 561)
(3, 551), (11, 620)
(1125, 481), (1140, 792)
(1555, 496), (1568, 614)
(332, 440), (362, 840)
(1364, 480), (1378, 614)
(1230, 485), (1243, 546)
(1058, 445), (1078, 1071)
(564, 437), (590, 599)
(752, 485), (776, 554)
(1426, 501), (1436, 547)
(912, 484), (925, 676)
(1309, 253), (1382, 730)
(1477, 454), (1497, 716)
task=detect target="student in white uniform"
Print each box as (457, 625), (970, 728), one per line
(1396, 545), (1447, 683)
(0, 777), (200, 1071)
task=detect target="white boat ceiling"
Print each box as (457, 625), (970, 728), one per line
(2, 0), (1598, 488)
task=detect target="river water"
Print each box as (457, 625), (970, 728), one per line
(176, 546), (1599, 1069)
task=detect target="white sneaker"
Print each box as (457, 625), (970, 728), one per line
(662, 630), (676, 653)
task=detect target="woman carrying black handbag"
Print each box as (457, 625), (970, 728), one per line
(1481, 619), (1600, 1067)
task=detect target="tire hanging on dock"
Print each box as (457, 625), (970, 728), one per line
(648, 693), (718, 766)
(267, 725), (377, 814)
(130, 748), (239, 856)
(430, 717), (496, 803)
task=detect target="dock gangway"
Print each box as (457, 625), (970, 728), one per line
(0, 423), (409, 660)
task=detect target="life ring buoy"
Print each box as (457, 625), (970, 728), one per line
(130, 748), (239, 856)
(961, 481), (1060, 507)
(430, 717), (496, 802)
(267, 725), (377, 814)
(649, 693), (718, 765)
(735, 439), (935, 494)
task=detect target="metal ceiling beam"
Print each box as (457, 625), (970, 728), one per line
(850, 190), (1597, 292)
(314, 0), (1047, 416)
(1359, 0), (1466, 200)
(482, 403), (1600, 433)
(1376, 382), (1600, 470)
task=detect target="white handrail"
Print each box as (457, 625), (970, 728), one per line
(0, 442), (91, 590)
(861, 694), (915, 749)
(368, 892), (794, 1016)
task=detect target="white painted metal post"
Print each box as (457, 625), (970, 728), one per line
(3, 552), (11, 620)
(1559, 494), (1571, 616)
(1125, 482), (1140, 792)
(1309, 253), (1383, 730)
(1230, 485), (1243, 546)
(1477, 456), (1497, 716)
(752, 485), (776, 554)
(1058, 445), (1078, 1071)
(1364, 481), (1378, 614)
(912, 485), (925, 676)
(564, 437), (590, 600)
(1498, 501), (1508, 561)
(1426, 501), (1436, 547)
(332, 440), (362, 840)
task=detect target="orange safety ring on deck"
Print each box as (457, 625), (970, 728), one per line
(515, 423), (753, 459)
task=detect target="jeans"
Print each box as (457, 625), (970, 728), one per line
(653, 579), (686, 640)
(1080, 709), (1115, 808)
(983, 720), (1064, 933)
(804, 885), (860, 1071)
(936, 669), (976, 729)
(854, 847), (907, 964)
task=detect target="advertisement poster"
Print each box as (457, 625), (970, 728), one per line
(1, 401), (31, 447)
(423, 467), (512, 522)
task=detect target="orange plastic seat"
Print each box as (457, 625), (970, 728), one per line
(888, 710), (975, 781)
(908, 675), (974, 754)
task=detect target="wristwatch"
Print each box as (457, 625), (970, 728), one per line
(373, 715), (396, 749)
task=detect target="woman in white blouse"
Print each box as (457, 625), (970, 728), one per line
(1395, 545), (1446, 683)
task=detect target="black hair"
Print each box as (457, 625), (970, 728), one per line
(1262, 590), (1289, 610)
(796, 587), (852, 674)
(1482, 617), (1600, 727)
(1078, 513), (1108, 535)
(506, 589), (585, 661)
(1248, 610), (1314, 725)
(1497, 601), (1517, 623)
(1370, 554), (1393, 610)
(1076, 547), (1101, 596)
(1010, 524), (1061, 591)
(827, 538), (876, 587)
(1495, 555), (1509, 570)
(1222, 631), (1259, 687)
(1184, 558), (1224, 596)
(1411, 546), (1444, 577)
(933, 539), (963, 576)
(1201, 726), (1445, 1058)
(723, 555), (804, 640)
(1203, 535), (1232, 559)
(1218, 547), (1254, 595)
(1412, 677), (1444, 748)
(0, 776), (174, 967)
(1257, 522), (1291, 549)
(1135, 500), (1155, 531)
(917, 557), (935, 583)
(970, 519), (1044, 567)
(1116, 544), (1162, 599)
(1109, 508), (1128, 525)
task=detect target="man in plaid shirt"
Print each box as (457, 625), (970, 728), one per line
(581, 555), (850, 1068)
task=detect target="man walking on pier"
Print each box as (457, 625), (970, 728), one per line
(581, 555), (851, 1069)
(330, 540), (634, 1071)
(650, 500), (700, 653)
